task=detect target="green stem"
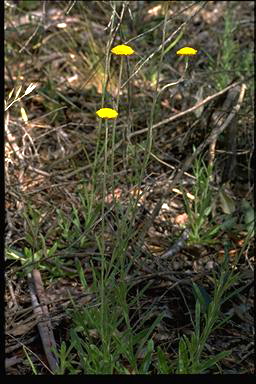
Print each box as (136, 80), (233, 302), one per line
(111, 56), (123, 196)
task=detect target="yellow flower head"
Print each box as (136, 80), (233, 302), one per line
(96, 108), (118, 119)
(176, 47), (198, 56)
(111, 44), (135, 56)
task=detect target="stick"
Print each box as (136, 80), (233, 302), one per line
(28, 270), (59, 373)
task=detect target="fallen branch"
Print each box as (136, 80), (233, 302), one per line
(28, 269), (59, 373)
(160, 228), (191, 259)
(128, 78), (248, 140)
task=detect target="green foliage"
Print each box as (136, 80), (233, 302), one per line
(176, 257), (237, 374)
(206, 9), (253, 90)
(54, 259), (165, 374)
(182, 154), (221, 245)
(241, 199), (254, 238)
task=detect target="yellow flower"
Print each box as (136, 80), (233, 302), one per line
(96, 108), (118, 119)
(111, 44), (135, 56)
(176, 47), (198, 56)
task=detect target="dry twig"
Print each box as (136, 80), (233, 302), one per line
(28, 270), (59, 373)
(160, 228), (191, 259)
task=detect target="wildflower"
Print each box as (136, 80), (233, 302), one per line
(96, 108), (118, 119)
(176, 47), (198, 56)
(111, 44), (134, 56)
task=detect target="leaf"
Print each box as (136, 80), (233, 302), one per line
(219, 186), (236, 214)
(198, 350), (231, 373)
(241, 199), (254, 237)
(140, 339), (154, 373)
(193, 282), (212, 314)
(8, 88), (14, 100)
(178, 337), (189, 373)
(15, 85), (22, 99)
(20, 106), (28, 123)
(220, 215), (236, 230)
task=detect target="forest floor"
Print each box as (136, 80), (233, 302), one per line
(5, 1), (254, 374)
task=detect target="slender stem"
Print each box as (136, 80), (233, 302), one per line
(102, 120), (109, 238)
(100, 118), (109, 350)
(111, 56), (123, 196)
